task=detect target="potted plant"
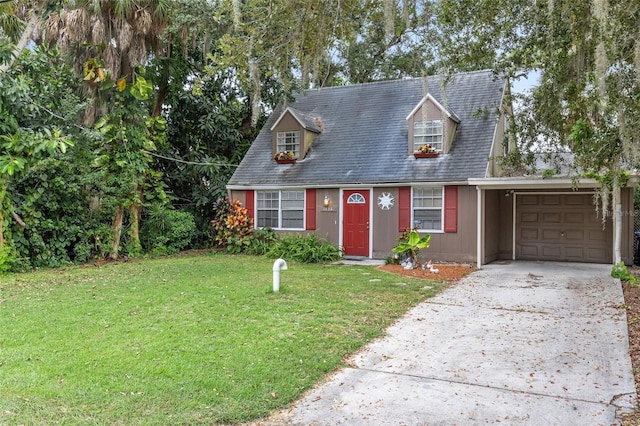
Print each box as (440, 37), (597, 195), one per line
(274, 151), (296, 163)
(414, 144), (439, 158)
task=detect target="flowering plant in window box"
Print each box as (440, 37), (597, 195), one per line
(274, 151), (296, 163)
(414, 144), (439, 158)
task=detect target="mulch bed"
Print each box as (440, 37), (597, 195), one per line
(377, 262), (476, 281)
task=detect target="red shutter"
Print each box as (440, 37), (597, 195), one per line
(305, 189), (316, 230)
(398, 186), (411, 231)
(444, 186), (458, 233)
(244, 190), (255, 222)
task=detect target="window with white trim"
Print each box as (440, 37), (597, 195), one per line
(412, 187), (443, 231)
(256, 190), (304, 229)
(276, 131), (301, 157)
(413, 120), (443, 152)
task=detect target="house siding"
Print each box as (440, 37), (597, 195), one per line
(484, 189), (502, 263)
(316, 188), (340, 245)
(488, 112), (507, 177)
(424, 185), (477, 262)
(372, 188), (400, 259)
(231, 186), (477, 262)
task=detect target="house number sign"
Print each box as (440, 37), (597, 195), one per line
(377, 192), (394, 210)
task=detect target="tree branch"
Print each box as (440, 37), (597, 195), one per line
(11, 211), (25, 230)
(0, 4), (40, 73)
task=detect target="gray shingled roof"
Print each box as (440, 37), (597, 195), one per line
(228, 70), (506, 188)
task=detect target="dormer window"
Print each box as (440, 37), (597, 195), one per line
(413, 120), (443, 152)
(277, 131), (300, 157)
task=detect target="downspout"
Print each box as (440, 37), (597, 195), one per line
(272, 258), (288, 292)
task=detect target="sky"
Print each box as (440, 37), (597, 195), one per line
(511, 70), (541, 94)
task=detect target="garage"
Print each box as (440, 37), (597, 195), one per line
(515, 193), (613, 263)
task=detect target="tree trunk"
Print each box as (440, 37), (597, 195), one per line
(129, 204), (141, 256)
(0, 9), (40, 73)
(110, 205), (125, 259)
(0, 211), (4, 252)
(151, 84), (168, 117)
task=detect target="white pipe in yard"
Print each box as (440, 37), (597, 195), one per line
(272, 258), (288, 292)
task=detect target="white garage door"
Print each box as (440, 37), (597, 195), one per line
(516, 194), (612, 263)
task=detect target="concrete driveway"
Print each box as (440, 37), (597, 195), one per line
(273, 261), (637, 425)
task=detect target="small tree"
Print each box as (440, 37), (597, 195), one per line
(392, 229), (431, 268)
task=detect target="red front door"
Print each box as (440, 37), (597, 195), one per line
(343, 190), (369, 256)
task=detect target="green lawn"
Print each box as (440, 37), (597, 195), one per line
(0, 253), (443, 425)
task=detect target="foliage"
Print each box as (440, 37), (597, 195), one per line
(0, 44), (81, 270)
(246, 227), (279, 255)
(336, 0), (436, 84)
(10, 156), (108, 269)
(436, 0), (640, 209)
(612, 261), (638, 286)
(139, 205), (196, 255)
(160, 68), (259, 247)
(210, 198), (254, 252)
(92, 68), (168, 259)
(0, 242), (15, 274)
(266, 234), (340, 263)
(392, 229), (431, 267)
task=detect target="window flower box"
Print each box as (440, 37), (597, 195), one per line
(274, 151), (296, 163)
(414, 152), (439, 158)
(414, 144), (439, 158)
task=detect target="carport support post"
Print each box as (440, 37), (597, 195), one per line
(614, 187), (622, 264)
(476, 187), (483, 268)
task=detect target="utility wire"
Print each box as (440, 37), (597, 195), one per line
(37, 104), (238, 168)
(142, 150), (238, 167)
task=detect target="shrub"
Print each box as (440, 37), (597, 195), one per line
(612, 261), (638, 286)
(210, 198), (253, 252)
(247, 227), (278, 255)
(266, 234), (339, 263)
(140, 206), (196, 255)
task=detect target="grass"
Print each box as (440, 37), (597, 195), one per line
(0, 252), (444, 425)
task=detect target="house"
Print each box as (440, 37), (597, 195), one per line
(227, 69), (635, 266)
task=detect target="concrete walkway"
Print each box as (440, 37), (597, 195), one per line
(264, 261), (637, 425)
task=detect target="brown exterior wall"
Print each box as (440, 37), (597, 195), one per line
(497, 190), (514, 260)
(372, 188), (400, 259)
(417, 185), (477, 262)
(488, 112), (506, 177)
(229, 190), (246, 206)
(232, 185), (633, 265)
(484, 189), (501, 263)
(315, 188), (340, 245)
(371, 186), (477, 261)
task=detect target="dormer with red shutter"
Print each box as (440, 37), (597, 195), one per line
(406, 93), (460, 156)
(270, 107), (322, 162)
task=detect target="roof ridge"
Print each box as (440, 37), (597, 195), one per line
(302, 69), (496, 94)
